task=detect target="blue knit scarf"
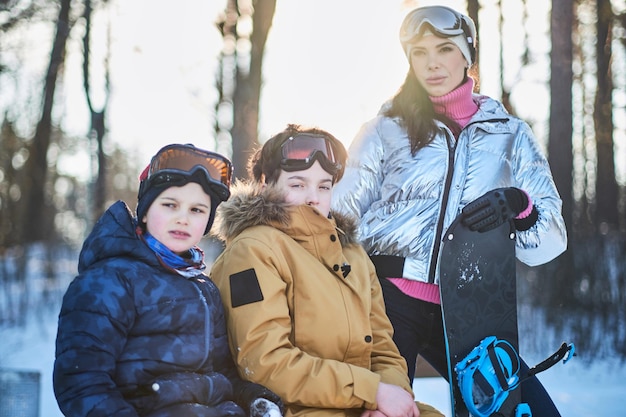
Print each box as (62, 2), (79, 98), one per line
(143, 233), (206, 278)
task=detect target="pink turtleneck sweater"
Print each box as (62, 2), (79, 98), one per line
(430, 78), (479, 131)
(387, 78), (479, 305)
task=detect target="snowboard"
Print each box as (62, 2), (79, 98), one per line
(439, 215), (520, 417)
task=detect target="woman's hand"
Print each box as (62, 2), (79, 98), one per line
(375, 382), (420, 417)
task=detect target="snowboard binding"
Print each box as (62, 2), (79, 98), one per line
(455, 336), (576, 417)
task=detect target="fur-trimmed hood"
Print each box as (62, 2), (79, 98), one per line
(212, 181), (359, 247)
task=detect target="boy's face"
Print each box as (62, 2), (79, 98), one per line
(275, 160), (333, 217)
(143, 182), (212, 254)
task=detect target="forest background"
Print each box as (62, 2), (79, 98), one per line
(0, 0), (625, 416)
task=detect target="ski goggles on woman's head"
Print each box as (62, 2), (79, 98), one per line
(142, 144), (233, 201)
(400, 5), (476, 44)
(280, 133), (342, 175)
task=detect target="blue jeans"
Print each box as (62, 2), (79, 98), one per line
(379, 277), (562, 417)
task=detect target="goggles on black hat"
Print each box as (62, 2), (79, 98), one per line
(280, 133), (342, 176)
(140, 144), (233, 201)
(400, 5), (476, 46)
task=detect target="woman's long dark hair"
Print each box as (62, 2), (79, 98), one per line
(384, 69), (475, 154)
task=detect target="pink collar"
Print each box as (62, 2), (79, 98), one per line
(429, 78), (479, 128)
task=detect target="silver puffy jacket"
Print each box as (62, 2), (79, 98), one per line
(332, 96), (567, 285)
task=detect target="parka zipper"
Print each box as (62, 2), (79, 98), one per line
(427, 130), (457, 284)
(426, 116), (510, 283)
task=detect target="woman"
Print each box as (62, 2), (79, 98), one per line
(331, 5), (567, 416)
(210, 124), (443, 417)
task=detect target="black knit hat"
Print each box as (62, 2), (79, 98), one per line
(136, 180), (220, 235)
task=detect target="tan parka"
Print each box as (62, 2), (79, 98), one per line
(210, 183), (414, 417)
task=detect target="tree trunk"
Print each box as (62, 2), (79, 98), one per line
(466, 0), (480, 92)
(546, 0), (575, 303)
(548, 0), (574, 231)
(21, 0), (72, 243)
(231, 0), (277, 180)
(82, 0), (110, 221)
(593, 0), (618, 231)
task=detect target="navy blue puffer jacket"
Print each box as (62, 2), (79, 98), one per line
(54, 201), (258, 417)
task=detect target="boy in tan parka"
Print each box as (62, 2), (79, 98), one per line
(210, 124), (443, 417)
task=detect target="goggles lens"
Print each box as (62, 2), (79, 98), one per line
(280, 134), (339, 172)
(147, 145), (233, 200)
(400, 6), (467, 42)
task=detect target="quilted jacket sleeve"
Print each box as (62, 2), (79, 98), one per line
(53, 269), (138, 417)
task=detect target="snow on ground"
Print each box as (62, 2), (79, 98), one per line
(412, 359), (624, 417)
(0, 266), (623, 417)
(1, 309), (623, 417)
(1, 314), (63, 417)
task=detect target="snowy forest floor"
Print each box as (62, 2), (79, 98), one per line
(1, 301), (623, 416)
(0, 242), (623, 416)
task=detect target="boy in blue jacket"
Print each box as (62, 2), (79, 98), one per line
(54, 144), (282, 417)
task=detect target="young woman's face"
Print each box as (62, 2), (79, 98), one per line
(275, 160), (333, 217)
(143, 182), (212, 254)
(409, 34), (468, 97)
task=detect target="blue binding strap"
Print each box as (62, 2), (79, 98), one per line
(455, 336), (521, 417)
